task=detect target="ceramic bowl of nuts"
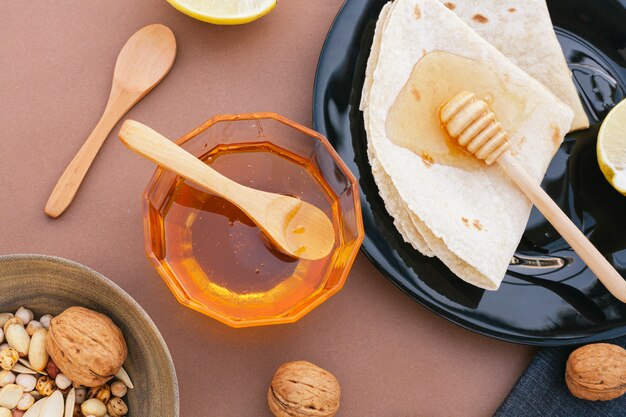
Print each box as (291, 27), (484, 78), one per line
(0, 254), (179, 417)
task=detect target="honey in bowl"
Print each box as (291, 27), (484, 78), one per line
(164, 143), (337, 314)
(143, 114), (363, 327)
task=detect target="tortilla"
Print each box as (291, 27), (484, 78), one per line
(444, 0), (588, 131)
(362, 0), (574, 290)
(362, 2), (435, 256)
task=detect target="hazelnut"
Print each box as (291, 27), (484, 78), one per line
(38, 316), (52, 330)
(35, 376), (55, 397)
(110, 381), (127, 398)
(25, 322), (42, 337)
(46, 307), (127, 387)
(268, 361), (340, 417)
(15, 374), (35, 392)
(14, 309), (32, 326)
(106, 397), (128, 416)
(566, 343), (626, 401)
(54, 374), (71, 391)
(88, 384), (110, 404)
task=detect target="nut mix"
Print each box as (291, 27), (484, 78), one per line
(268, 361), (340, 417)
(565, 343), (626, 401)
(0, 307), (132, 416)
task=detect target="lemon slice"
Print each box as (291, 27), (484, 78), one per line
(167, 0), (277, 25)
(598, 99), (626, 195)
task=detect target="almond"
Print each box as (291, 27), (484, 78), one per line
(5, 324), (29, 358)
(28, 330), (48, 372)
(0, 384), (23, 409)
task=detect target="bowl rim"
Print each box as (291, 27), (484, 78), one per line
(0, 253), (180, 416)
(141, 112), (365, 327)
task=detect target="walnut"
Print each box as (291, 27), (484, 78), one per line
(566, 343), (626, 401)
(268, 361), (340, 417)
(45, 307), (127, 387)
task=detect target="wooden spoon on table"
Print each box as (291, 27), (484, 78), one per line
(440, 91), (626, 303)
(118, 120), (336, 261)
(45, 24), (177, 218)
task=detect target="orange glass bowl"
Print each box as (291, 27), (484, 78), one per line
(142, 113), (364, 327)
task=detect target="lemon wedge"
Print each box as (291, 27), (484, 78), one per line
(598, 99), (626, 195)
(167, 0), (277, 25)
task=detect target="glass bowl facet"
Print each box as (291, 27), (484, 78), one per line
(143, 113), (363, 327)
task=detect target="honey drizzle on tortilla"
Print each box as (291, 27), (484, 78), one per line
(386, 51), (530, 169)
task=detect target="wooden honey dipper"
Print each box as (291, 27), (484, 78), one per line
(440, 91), (626, 303)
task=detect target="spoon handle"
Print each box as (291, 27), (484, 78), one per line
(498, 151), (626, 303)
(44, 89), (136, 218)
(118, 120), (250, 204)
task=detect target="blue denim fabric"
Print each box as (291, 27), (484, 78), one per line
(494, 336), (626, 417)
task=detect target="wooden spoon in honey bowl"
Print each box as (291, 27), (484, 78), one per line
(118, 120), (336, 261)
(45, 24), (177, 218)
(440, 91), (626, 303)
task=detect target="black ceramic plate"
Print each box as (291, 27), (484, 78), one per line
(313, 0), (626, 346)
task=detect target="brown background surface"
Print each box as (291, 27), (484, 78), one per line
(0, 1), (535, 415)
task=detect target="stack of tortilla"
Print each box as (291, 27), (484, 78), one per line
(361, 0), (588, 290)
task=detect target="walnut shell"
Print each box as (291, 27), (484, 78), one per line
(566, 343), (626, 401)
(268, 361), (340, 417)
(45, 307), (127, 388)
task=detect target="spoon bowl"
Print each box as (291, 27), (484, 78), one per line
(113, 24), (177, 92)
(266, 195), (336, 260)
